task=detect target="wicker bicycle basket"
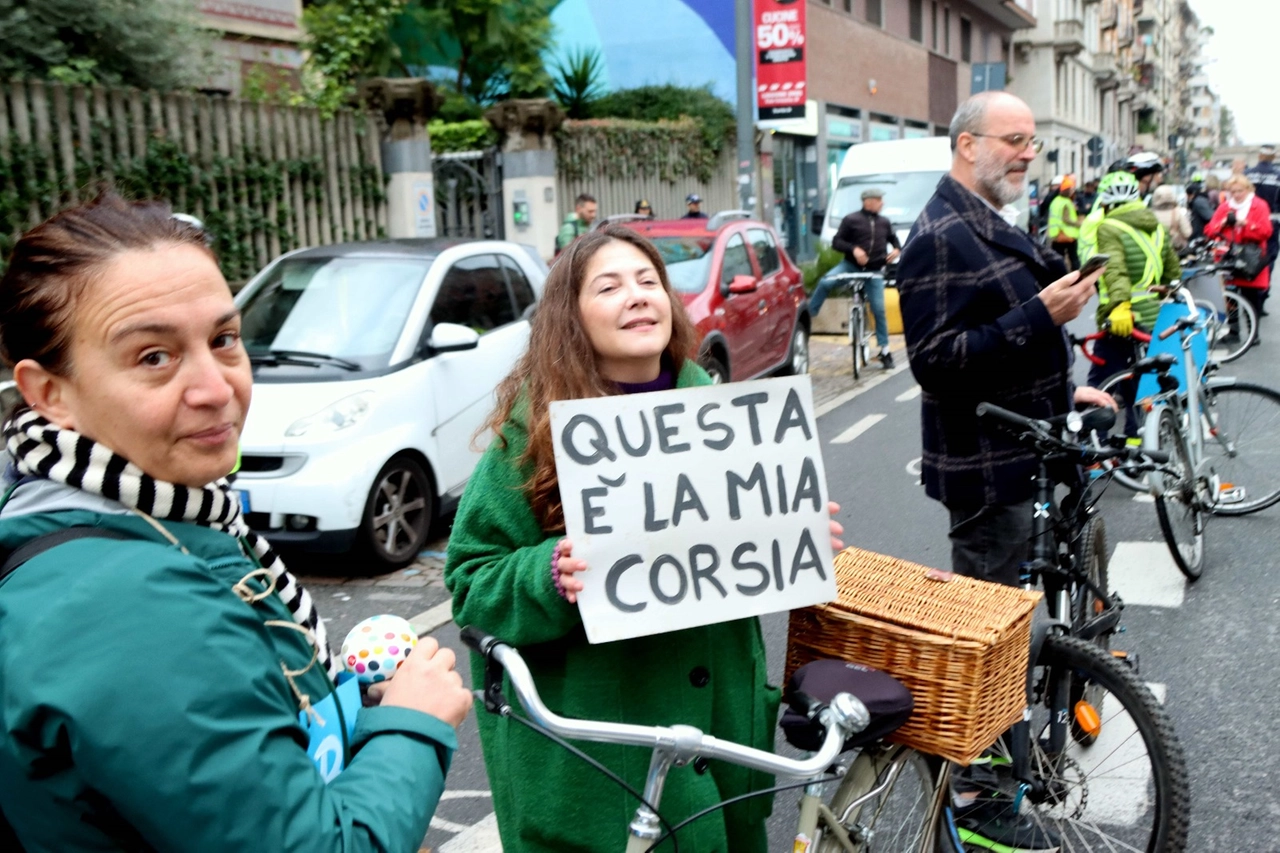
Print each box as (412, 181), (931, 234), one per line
(786, 547), (1042, 764)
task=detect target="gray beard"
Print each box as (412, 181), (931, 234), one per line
(977, 171), (1024, 207)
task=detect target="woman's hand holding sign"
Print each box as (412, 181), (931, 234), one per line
(554, 538), (588, 604)
(555, 501), (845, 606)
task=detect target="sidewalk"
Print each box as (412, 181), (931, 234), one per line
(809, 333), (908, 411)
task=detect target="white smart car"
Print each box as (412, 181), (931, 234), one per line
(233, 238), (546, 569)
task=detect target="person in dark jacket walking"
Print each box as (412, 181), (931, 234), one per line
(897, 89), (1115, 853)
(809, 188), (902, 367)
(1246, 144), (1280, 296)
(1187, 176), (1218, 239)
(0, 194), (472, 853)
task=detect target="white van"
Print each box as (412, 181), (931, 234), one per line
(818, 136), (1030, 249)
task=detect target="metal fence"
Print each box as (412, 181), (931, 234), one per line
(0, 79), (387, 281)
(433, 149), (503, 240)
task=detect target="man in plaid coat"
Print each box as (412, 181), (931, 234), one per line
(898, 92), (1114, 587)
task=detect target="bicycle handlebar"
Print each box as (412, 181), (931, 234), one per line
(459, 627), (871, 778)
(974, 402), (1170, 465)
(1072, 327), (1154, 365)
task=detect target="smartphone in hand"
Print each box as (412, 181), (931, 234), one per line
(1077, 253), (1110, 280)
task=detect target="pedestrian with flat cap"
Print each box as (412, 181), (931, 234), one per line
(810, 187), (902, 368)
(683, 193), (708, 219)
(635, 199), (654, 218)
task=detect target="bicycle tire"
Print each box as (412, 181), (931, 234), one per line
(850, 302), (865, 380)
(1085, 368), (1148, 493)
(1149, 406), (1206, 580)
(1072, 515), (1111, 656)
(1209, 290), (1257, 364)
(1202, 381), (1280, 516)
(948, 635), (1190, 853)
(815, 744), (940, 853)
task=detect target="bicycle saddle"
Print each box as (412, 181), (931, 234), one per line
(781, 659), (914, 751)
(1131, 353), (1177, 375)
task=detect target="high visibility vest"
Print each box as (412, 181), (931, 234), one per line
(1047, 195), (1080, 242)
(1077, 205), (1106, 260)
(1098, 218), (1165, 310)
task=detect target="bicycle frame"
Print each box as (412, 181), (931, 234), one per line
(462, 629), (877, 852)
(1142, 289), (1218, 505)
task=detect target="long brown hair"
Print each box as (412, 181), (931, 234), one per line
(481, 224), (699, 531)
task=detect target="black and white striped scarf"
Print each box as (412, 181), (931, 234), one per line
(3, 409), (339, 682)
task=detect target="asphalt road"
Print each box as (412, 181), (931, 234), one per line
(298, 309), (1280, 851)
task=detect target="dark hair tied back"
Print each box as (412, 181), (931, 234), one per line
(0, 192), (214, 374)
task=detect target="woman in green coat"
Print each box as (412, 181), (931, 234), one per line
(445, 225), (843, 851)
(0, 195), (472, 852)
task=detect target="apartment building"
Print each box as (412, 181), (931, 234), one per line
(1009, 0), (1219, 187)
(196, 0), (305, 95)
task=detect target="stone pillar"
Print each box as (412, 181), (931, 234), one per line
(361, 78), (441, 239)
(485, 99), (564, 261)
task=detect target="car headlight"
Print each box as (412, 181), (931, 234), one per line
(286, 392), (373, 437)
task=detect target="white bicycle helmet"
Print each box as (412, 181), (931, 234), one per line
(1125, 151), (1165, 179)
(1096, 171), (1142, 207)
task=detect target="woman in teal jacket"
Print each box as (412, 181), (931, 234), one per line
(445, 225), (843, 851)
(0, 194), (472, 852)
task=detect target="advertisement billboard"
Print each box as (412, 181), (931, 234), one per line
(755, 0), (806, 121)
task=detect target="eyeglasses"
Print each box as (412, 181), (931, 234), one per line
(970, 133), (1045, 154)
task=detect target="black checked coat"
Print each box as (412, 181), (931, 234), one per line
(897, 174), (1074, 509)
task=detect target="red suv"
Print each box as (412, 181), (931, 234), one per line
(619, 213), (810, 382)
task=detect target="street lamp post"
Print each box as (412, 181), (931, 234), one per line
(735, 0), (755, 213)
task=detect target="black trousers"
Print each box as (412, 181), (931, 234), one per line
(1052, 240), (1079, 272)
(946, 499), (1035, 588)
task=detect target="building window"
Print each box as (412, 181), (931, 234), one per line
(931, 2), (939, 50)
(866, 0), (882, 26)
(909, 0), (923, 43)
(944, 8), (951, 55)
(961, 17), (972, 62)
(843, 0), (852, 12)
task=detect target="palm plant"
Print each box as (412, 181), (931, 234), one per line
(552, 47), (607, 119)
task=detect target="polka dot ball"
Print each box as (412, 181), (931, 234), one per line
(341, 614), (418, 684)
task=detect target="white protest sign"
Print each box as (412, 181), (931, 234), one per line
(549, 375), (836, 644)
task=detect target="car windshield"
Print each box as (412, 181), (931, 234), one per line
(831, 171), (947, 227)
(239, 256), (429, 370)
(649, 237), (715, 294)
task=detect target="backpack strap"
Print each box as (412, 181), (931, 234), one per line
(0, 527), (133, 584)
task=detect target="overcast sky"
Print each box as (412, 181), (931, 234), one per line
(1194, 0), (1275, 144)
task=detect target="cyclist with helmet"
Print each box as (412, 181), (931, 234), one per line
(1088, 171), (1182, 434)
(1047, 174), (1081, 269)
(1187, 173), (1218, 239)
(1124, 151), (1166, 200)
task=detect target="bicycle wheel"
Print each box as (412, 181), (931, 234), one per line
(1085, 368), (1148, 493)
(1148, 406), (1206, 580)
(950, 635), (1190, 853)
(1208, 290), (1257, 363)
(849, 302), (865, 380)
(816, 744), (940, 853)
(1072, 515), (1110, 655)
(1202, 381), (1280, 515)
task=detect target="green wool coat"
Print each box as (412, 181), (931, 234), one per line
(445, 361), (782, 853)
(0, 499), (457, 853)
(1094, 202), (1182, 329)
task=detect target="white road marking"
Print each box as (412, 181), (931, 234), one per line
(831, 414), (887, 444)
(440, 790), (494, 801)
(1107, 542), (1186, 608)
(906, 457), (923, 477)
(1131, 492), (1156, 504)
(439, 812), (503, 852)
(410, 598), (455, 637)
(814, 364), (909, 419)
(895, 384), (922, 402)
(1065, 683), (1167, 827)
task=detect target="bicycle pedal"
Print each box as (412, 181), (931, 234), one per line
(1111, 649), (1140, 674)
(1218, 483), (1247, 504)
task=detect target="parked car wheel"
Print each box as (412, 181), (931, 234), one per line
(778, 323), (809, 376)
(700, 354), (728, 384)
(361, 455), (434, 569)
